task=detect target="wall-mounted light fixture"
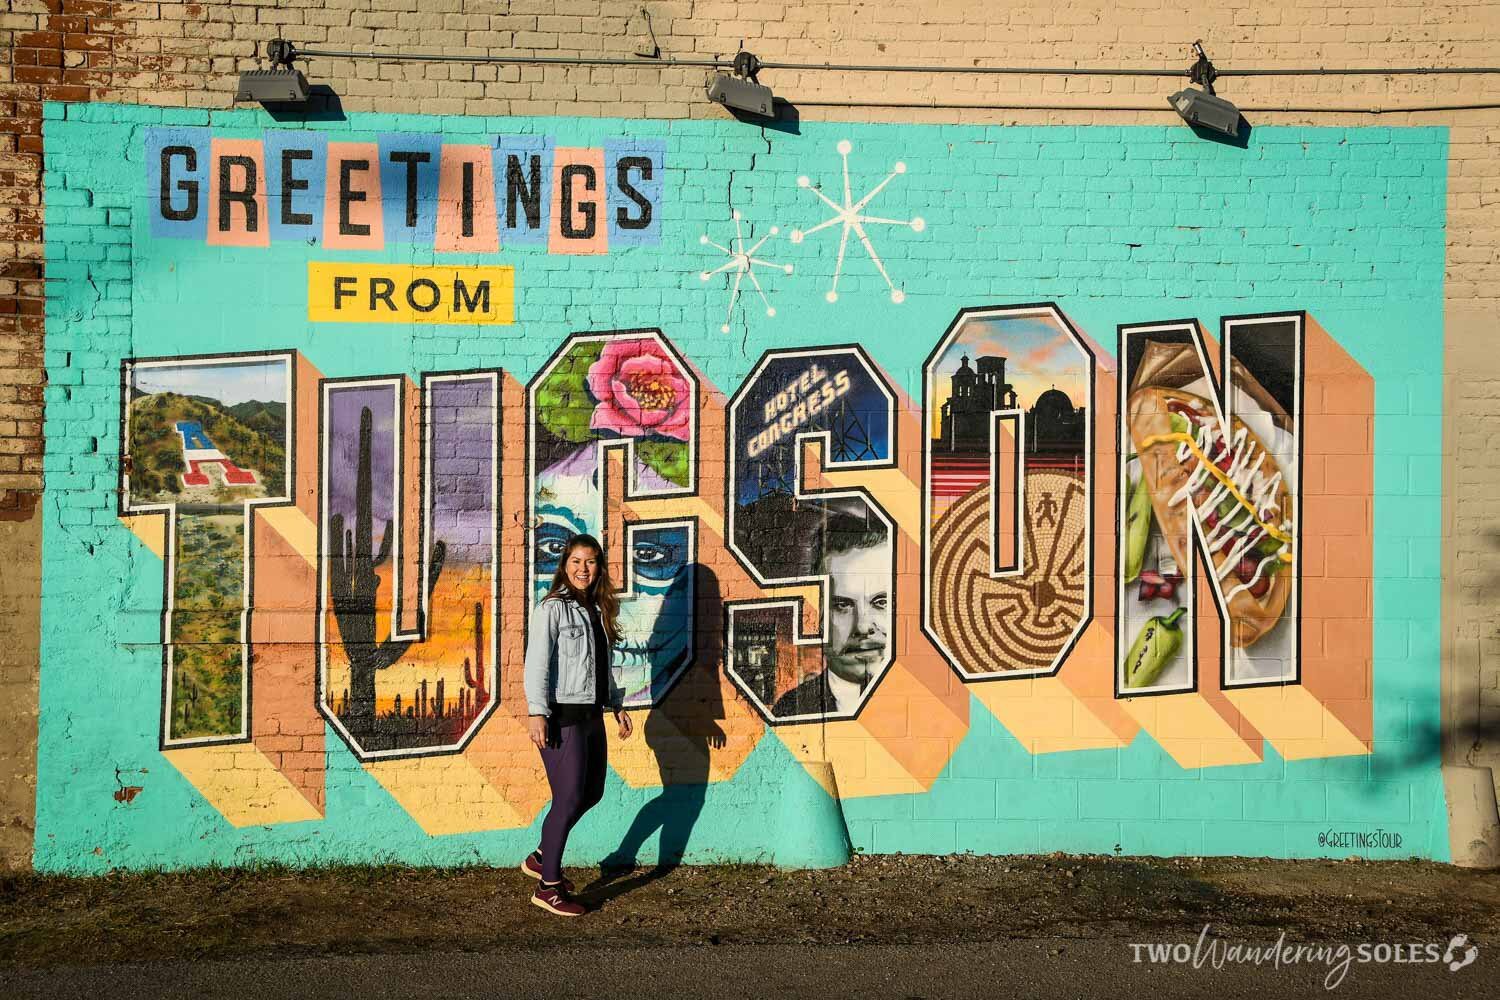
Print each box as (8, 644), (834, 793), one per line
(1167, 41), (1242, 138)
(231, 37), (1500, 123)
(235, 40), (310, 107)
(706, 51), (775, 118)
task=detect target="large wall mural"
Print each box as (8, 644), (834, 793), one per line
(35, 106), (1447, 869)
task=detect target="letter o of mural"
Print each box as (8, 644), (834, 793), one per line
(922, 305), (1096, 680)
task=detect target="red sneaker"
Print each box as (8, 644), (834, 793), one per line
(531, 883), (586, 917)
(520, 851), (574, 894)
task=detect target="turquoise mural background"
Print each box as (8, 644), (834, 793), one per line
(37, 102), (1447, 871)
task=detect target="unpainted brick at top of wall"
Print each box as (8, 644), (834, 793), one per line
(52, 6), (1494, 266)
(0, 0), (132, 504)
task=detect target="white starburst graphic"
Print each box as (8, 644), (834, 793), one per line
(699, 210), (794, 334)
(790, 139), (925, 304)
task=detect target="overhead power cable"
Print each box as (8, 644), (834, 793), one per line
(281, 45), (1500, 80)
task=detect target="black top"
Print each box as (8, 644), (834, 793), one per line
(772, 670), (834, 718)
(550, 599), (610, 725)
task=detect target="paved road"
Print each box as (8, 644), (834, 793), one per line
(0, 939), (1487, 999)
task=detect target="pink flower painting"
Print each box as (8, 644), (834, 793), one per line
(586, 339), (692, 441)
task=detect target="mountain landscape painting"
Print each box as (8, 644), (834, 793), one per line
(126, 356), (290, 509)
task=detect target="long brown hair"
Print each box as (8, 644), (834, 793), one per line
(543, 533), (620, 644)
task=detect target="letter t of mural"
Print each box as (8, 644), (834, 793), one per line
(119, 351), (325, 827)
(121, 353), (295, 747)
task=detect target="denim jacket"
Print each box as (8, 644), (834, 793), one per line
(523, 594), (623, 717)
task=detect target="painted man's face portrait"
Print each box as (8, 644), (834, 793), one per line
(823, 541), (891, 688)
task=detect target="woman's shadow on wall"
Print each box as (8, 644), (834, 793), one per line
(579, 563), (728, 906)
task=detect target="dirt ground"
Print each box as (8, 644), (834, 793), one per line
(2, 854), (1498, 969)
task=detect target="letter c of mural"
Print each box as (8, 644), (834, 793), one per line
(36, 107), (1446, 868)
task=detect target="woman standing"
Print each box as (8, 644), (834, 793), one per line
(522, 533), (634, 916)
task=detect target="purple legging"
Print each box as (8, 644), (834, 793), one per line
(536, 712), (607, 884)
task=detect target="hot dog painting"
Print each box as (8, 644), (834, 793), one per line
(1128, 385), (1294, 647)
(1118, 323), (1302, 692)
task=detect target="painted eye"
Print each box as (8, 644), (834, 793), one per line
(631, 528), (688, 583)
(534, 524), (574, 572)
(633, 541), (670, 565)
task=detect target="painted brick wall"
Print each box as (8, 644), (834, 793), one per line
(4, 0), (1499, 869)
(1, 0), (130, 869)
(33, 103), (1445, 868)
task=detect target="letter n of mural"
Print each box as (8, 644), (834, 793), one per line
(1114, 312), (1374, 765)
(318, 372), (500, 760)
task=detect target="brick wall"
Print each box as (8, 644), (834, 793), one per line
(0, 0), (129, 869)
(5, 0), (1500, 867)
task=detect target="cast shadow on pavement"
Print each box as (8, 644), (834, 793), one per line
(577, 563), (728, 908)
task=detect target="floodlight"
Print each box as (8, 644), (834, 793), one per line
(235, 39), (309, 107)
(707, 50), (775, 118)
(1168, 87), (1242, 137)
(235, 68), (309, 105)
(1170, 40), (1243, 139)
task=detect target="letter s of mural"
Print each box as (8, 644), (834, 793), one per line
(725, 347), (898, 722)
